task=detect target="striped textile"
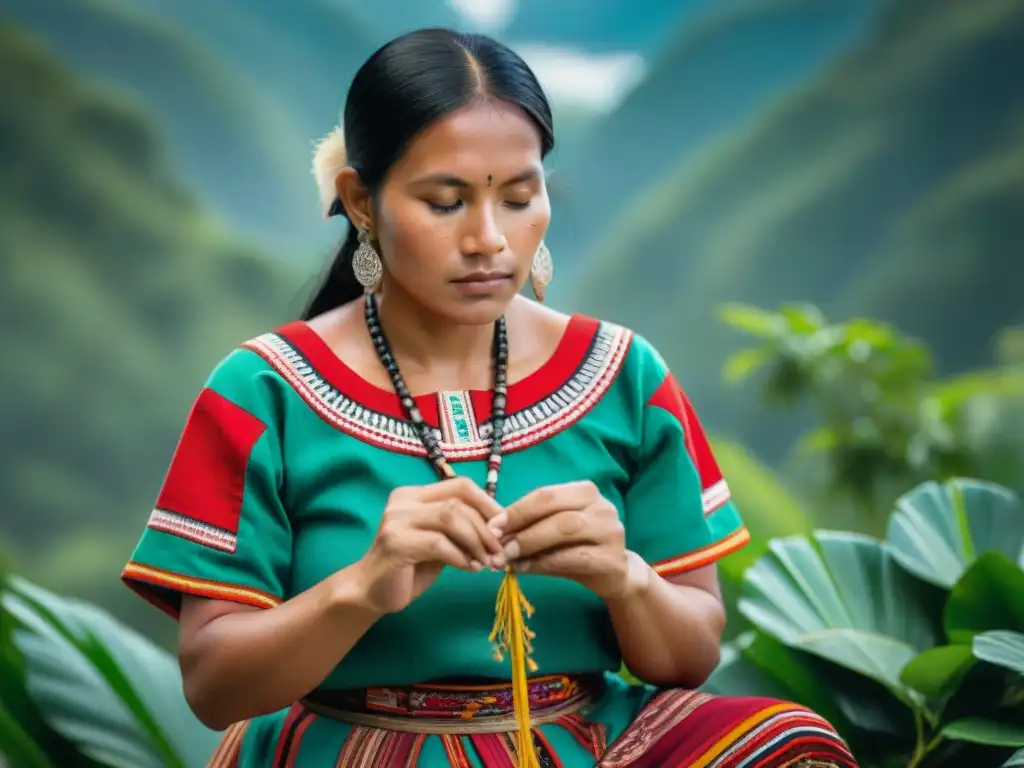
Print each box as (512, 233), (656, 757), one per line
(599, 691), (857, 768)
(207, 690), (857, 767)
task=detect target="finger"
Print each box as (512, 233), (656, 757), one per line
(493, 481), (597, 536)
(503, 510), (597, 560)
(402, 529), (480, 571)
(415, 500), (499, 566)
(419, 476), (505, 522)
(512, 546), (604, 576)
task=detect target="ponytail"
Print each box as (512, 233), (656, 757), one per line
(300, 221), (365, 320)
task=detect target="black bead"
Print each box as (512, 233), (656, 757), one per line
(365, 301), (508, 497)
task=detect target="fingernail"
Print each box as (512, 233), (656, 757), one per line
(490, 513), (508, 532)
(492, 554), (507, 569)
(502, 540), (521, 560)
(470, 560), (484, 571)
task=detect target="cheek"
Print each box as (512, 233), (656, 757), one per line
(509, 200), (550, 258)
(377, 199), (452, 275)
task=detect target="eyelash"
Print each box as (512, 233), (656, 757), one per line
(427, 200), (532, 214)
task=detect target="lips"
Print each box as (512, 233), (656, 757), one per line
(454, 271), (514, 283)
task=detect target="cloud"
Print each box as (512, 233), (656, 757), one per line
(447, 0), (517, 31)
(513, 44), (647, 112)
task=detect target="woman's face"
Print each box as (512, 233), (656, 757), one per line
(372, 99), (550, 325)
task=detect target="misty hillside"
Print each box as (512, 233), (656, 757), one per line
(546, 0), (877, 275)
(3, 0), (373, 256)
(572, 0), (1024, 455)
(0, 21), (299, 633)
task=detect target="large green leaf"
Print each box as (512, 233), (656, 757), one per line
(885, 479), (1022, 589)
(899, 645), (975, 702)
(973, 631), (1024, 677)
(945, 552), (1024, 642)
(940, 718), (1024, 747)
(0, 700), (55, 768)
(739, 532), (940, 700)
(3, 578), (219, 768)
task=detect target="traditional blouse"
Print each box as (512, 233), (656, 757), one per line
(122, 313), (751, 766)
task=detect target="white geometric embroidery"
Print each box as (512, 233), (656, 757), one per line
(147, 509), (237, 553)
(244, 322), (633, 461)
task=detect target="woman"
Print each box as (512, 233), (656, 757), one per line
(122, 28), (857, 768)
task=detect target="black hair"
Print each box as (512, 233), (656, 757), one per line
(301, 28), (555, 320)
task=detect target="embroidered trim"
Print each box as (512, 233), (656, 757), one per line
(147, 509), (237, 553)
(438, 390), (479, 445)
(121, 562), (282, 618)
(243, 323), (633, 460)
(702, 479), (731, 516)
(652, 527), (751, 576)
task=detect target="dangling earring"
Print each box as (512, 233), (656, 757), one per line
(530, 241), (554, 302)
(352, 229), (383, 289)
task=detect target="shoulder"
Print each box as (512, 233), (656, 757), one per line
(197, 324), (308, 416)
(557, 310), (667, 398)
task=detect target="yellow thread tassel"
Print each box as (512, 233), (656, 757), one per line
(490, 569), (540, 768)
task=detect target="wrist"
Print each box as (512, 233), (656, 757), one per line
(324, 559), (385, 620)
(602, 550), (654, 603)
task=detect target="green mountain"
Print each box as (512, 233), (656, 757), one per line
(571, 0), (1024, 456)
(0, 21), (300, 635)
(545, 0), (876, 288)
(4, 0), (374, 257)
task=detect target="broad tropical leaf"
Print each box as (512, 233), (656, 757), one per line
(945, 552), (1024, 642)
(3, 578), (219, 768)
(940, 718), (1024, 747)
(0, 701), (55, 768)
(899, 645), (975, 701)
(885, 479), (1022, 589)
(972, 631), (1024, 677)
(738, 532), (941, 701)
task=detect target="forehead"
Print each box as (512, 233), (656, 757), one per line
(392, 100), (543, 180)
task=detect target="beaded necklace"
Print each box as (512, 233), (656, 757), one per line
(363, 292), (539, 767)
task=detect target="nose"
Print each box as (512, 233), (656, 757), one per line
(461, 203), (508, 257)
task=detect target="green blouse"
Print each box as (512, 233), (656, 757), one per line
(122, 313), (748, 759)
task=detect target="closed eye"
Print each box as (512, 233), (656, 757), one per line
(428, 200), (463, 214)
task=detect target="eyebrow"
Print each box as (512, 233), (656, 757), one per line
(411, 169), (540, 188)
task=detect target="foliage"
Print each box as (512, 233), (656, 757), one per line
(704, 477), (1024, 768)
(719, 302), (1024, 530)
(0, 570), (217, 768)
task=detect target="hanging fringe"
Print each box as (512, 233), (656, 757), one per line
(490, 570), (540, 768)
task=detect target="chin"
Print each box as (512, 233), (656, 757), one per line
(429, 289), (517, 326)
(443, 298), (513, 326)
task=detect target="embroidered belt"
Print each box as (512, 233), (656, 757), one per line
(302, 673), (603, 735)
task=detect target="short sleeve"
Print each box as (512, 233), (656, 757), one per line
(624, 340), (749, 577)
(121, 349), (291, 619)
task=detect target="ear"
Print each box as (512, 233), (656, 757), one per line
(334, 168), (373, 233)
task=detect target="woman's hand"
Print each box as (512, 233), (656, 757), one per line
(490, 481), (650, 600)
(356, 477), (505, 614)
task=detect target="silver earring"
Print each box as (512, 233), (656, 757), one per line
(352, 229), (383, 288)
(530, 241), (554, 302)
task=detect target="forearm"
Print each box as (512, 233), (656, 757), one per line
(180, 561), (381, 729)
(605, 557), (726, 688)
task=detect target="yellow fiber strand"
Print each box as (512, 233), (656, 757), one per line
(490, 570), (539, 768)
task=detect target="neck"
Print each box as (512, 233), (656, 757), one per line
(374, 285), (497, 373)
